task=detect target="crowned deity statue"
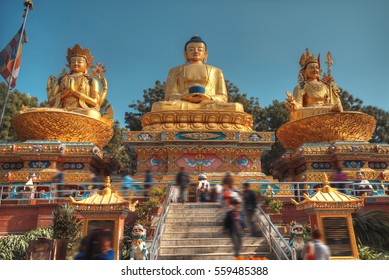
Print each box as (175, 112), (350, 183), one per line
(46, 44), (108, 120)
(284, 49), (343, 121)
(151, 35), (243, 112)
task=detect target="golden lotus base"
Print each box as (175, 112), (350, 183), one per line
(141, 110), (253, 131)
(12, 109), (113, 147)
(277, 112), (376, 150)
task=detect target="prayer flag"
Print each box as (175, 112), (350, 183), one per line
(0, 25), (28, 88)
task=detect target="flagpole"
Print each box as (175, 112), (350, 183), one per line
(0, 0), (34, 132)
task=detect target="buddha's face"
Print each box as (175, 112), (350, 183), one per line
(304, 62), (321, 80)
(185, 42), (208, 63)
(70, 56), (88, 74)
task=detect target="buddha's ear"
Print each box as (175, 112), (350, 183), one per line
(203, 51), (209, 63)
(183, 51), (189, 63)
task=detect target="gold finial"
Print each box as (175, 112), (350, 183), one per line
(102, 176), (112, 196)
(66, 44), (94, 65)
(322, 173), (329, 185)
(321, 173), (333, 193)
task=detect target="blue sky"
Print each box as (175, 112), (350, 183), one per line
(1, 0), (388, 128)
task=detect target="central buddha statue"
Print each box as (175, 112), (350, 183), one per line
(151, 35), (243, 112)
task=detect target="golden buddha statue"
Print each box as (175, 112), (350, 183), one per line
(151, 35), (243, 112)
(277, 49), (376, 150)
(46, 44), (108, 120)
(284, 49), (343, 121)
(12, 44), (114, 147)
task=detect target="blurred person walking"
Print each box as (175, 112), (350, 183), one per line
(224, 199), (248, 258)
(242, 182), (260, 236)
(176, 167), (189, 204)
(144, 169), (153, 201)
(302, 229), (331, 260)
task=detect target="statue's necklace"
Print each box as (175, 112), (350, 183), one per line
(306, 81), (323, 91)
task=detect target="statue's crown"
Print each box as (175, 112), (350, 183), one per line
(299, 48), (319, 69)
(67, 44), (94, 65)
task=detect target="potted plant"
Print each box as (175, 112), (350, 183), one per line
(268, 198), (283, 214)
(150, 186), (167, 204)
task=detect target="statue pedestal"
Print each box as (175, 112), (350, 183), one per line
(12, 110), (114, 148)
(141, 110), (254, 132)
(0, 140), (117, 189)
(272, 141), (389, 187)
(124, 129), (275, 185)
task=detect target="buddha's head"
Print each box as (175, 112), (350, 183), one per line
(67, 44), (94, 74)
(299, 49), (322, 81)
(184, 35), (208, 64)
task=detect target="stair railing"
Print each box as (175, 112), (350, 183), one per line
(149, 181), (173, 260)
(256, 206), (296, 260)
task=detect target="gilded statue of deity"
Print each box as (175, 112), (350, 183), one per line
(151, 35), (243, 112)
(46, 44), (108, 120)
(284, 49), (343, 121)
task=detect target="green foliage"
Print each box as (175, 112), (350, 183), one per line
(267, 198), (283, 214)
(361, 106), (389, 143)
(353, 210), (389, 252)
(134, 198), (159, 228)
(358, 245), (389, 260)
(0, 82), (39, 141)
(150, 185), (167, 199)
(125, 80), (165, 131)
(52, 204), (82, 259)
(0, 227), (53, 260)
(120, 225), (133, 260)
(104, 120), (132, 171)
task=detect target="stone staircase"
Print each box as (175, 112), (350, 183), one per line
(158, 203), (271, 260)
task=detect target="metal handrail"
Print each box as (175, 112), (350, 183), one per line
(0, 181), (168, 204)
(1, 180), (387, 205)
(256, 206), (296, 260)
(149, 181), (173, 260)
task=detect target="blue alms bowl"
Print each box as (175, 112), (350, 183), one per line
(189, 85), (205, 94)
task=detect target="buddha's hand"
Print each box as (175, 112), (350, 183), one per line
(284, 91), (296, 111)
(169, 93), (182, 101)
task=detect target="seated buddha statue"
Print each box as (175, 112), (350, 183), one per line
(151, 35), (243, 112)
(46, 44), (108, 120)
(284, 49), (343, 121)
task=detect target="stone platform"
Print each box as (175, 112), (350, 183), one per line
(124, 130), (275, 184)
(271, 141), (389, 184)
(0, 140), (116, 185)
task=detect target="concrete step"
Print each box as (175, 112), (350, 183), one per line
(158, 252), (270, 260)
(166, 217), (224, 222)
(164, 226), (223, 233)
(170, 203), (221, 209)
(160, 237), (266, 247)
(164, 221), (224, 228)
(169, 207), (224, 214)
(167, 212), (225, 218)
(159, 244), (270, 255)
(162, 232), (227, 239)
